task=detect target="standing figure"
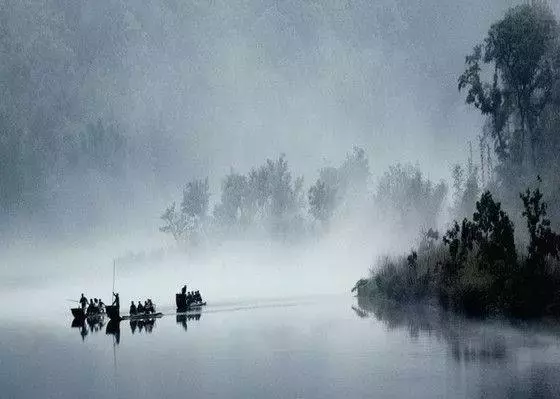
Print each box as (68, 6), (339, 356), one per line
(112, 292), (120, 308)
(130, 301), (137, 315)
(79, 293), (88, 309)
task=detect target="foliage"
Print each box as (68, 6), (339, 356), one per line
(375, 164), (447, 234)
(520, 186), (560, 263)
(358, 188), (560, 319)
(458, 2), (559, 165)
(308, 179), (337, 224)
(160, 178), (209, 246)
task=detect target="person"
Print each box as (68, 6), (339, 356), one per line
(144, 299), (152, 314)
(112, 292), (120, 308)
(87, 299), (96, 315)
(195, 290), (202, 302)
(98, 299), (105, 313)
(148, 299), (155, 313)
(186, 292), (192, 305)
(79, 293), (88, 309)
(137, 301), (145, 314)
(130, 301), (137, 315)
(181, 285), (187, 295)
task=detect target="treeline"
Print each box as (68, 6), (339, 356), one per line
(355, 187), (560, 318)
(354, 2), (560, 319)
(159, 147), (449, 246)
(458, 1), (560, 227)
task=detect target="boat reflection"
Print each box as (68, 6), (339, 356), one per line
(106, 318), (121, 344)
(70, 315), (106, 341)
(176, 311), (202, 331)
(71, 311), (201, 343)
(130, 318), (157, 334)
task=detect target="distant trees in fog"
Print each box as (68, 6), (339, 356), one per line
(374, 164), (447, 235)
(160, 146), (453, 247)
(160, 178), (209, 245)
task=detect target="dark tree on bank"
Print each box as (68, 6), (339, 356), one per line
(459, 2), (559, 167)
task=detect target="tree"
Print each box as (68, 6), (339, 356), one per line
(308, 179), (337, 225)
(459, 2), (559, 167)
(159, 202), (186, 242)
(214, 171), (249, 227)
(520, 186), (560, 264)
(375, 164), (447, 234)
(181, 178), (209, 220)
(160, 178), (210, 245)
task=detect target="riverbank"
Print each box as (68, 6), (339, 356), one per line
(354, 189), (560, 319)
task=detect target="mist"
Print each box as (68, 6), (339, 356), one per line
(2, 0), (554, 309)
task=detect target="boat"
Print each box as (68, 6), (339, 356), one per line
(122, 312), (163, 321)
(71, 307), (105, 320)
(176, 293), (207, 312)
(106, 305), (120, 321)
(71, 307), (86, 320)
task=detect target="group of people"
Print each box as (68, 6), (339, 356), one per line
(180, 285), (203, 305)
(187, 290), (203, 305)
(129, 299), (156, 315)
(79, 294), (106, 315)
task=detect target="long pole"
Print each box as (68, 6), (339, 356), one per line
(112, 260), (116, 295)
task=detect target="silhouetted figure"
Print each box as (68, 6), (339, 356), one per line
(186, 292), (192, 305)
(87, 299), (96, 315)
(98, 299), (105, 313)
(79, 293), (88, 309)
(145, 299), (155, 314)
(130, 301), (137, 315)
(137, 301), (145, 314)
(195, 290), (202, 302)
(112, 292), (120, 308)
(181, 285), (187, 295)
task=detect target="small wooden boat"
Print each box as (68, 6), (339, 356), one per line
(71, 307), (105, 320)
(106, 305), (120, 321)
(71, 307), (86, 320)
(176, 293), (207, 312)
(122, 312), (163, 321)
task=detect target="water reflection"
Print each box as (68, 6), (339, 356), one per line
(355, 296), (510, 363)
(130, 318), (157, 334)
(176, 311), (202, 331)
(70, 315), (106, 341)
(106, 319), (120, 344)
(70, 312), (194, 344)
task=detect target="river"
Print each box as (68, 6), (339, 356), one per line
(1, 295), (560, 398)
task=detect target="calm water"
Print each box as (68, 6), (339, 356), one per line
(2, 295), (560, 398)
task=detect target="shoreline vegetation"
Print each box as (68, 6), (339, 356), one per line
(353, 187), (560, 319)
(355, 2), (560, 321)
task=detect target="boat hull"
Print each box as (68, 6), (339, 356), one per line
(106, 305), (121, 321)
(122, 312), (163, 320)
(71, 307), (85, 320)
(176, 293), (206, 312)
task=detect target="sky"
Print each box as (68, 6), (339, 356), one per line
(2, 0), (552, 297)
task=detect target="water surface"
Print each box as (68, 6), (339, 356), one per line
(1, 295), (560, 398)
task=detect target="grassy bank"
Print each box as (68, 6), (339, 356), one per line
(354, 188), (560, 319)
